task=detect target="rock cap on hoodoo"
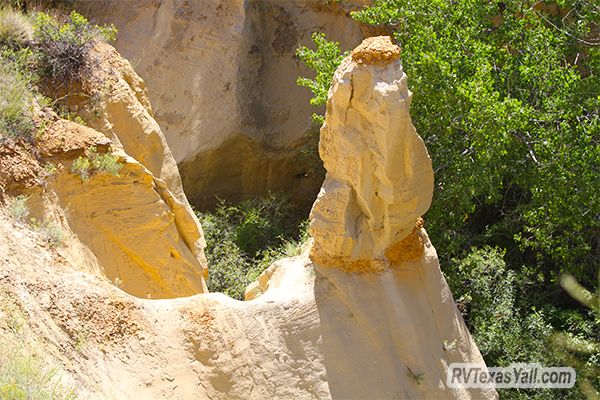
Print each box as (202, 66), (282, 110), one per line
(351, 36), (401, 64)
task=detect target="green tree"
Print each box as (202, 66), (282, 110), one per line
(296, 32), (348, 124)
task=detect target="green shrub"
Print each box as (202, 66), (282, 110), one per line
(32, 219), (65, 248)
(552, 274), (600, 398)
(71, 147), (121, 181)
(89, 147), (121, 175)
(6, 195), (30, 222)
(296, 32), (347, 124)
(0, 340), (75, 400)
(33, 10), (116, 85)
(231, 193), (298, 256)
(446, 247), (550, 365)
(197, 194), (308, 300)
(445, 247), (600, 399)
(0, 7), (33, 48)
(0, 54), (37, 140)
(70, 154), (91, 180)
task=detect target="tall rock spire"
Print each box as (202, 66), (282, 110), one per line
(310, 36), (434, 272)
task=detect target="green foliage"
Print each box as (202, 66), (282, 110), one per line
(0, 7), (33, 48)
(71, 147), (121, 181)
(0, 52), (37, 140)
(0, 321), (75, 400)
(296, 32), (348, 124)
(197, 193), (308, 300)
(552, 274), (600, 398)
(70, 155), (91, 180)
(447, 247), (600, 399)
(349, 0), (599, 284)
(447, 247), (550, 365)
(0, 348), (75, 399)
(31, 219), (65, 248)
(33, 10), (116, 84)
(6, 195), (30, 222)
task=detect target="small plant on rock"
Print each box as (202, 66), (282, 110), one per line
(32, 219), (65, 248)
(6, 195), (30, 223)
(71, 146), (121, 181)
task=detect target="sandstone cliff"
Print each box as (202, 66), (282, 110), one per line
(0, 43), (207, 298)
(72, 0), (368, 209)
(1, 36), (495, 399)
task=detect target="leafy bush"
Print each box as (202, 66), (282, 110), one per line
(33, 10), (116, 85)
(446, 247), (551, 365)
(446, 247), (600, 399)
(0, 7), (33, 48)
(0, 337), (75, 400)
(296, 32), (348, 124)
(197, 193), (308, 300)
(551, 274), (600, 398)
(32, 219), (65, 248)
(71, 147), (121, 180)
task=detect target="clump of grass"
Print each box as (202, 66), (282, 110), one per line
(71, 146), (122, 181)
(4, 196), (66, 247)
(0, 54), (37, 141)
(32, 220), (66, 248)
(6, 195), (30, 223)
(0, 340), (76, 400)
(0, 7), (33, 49)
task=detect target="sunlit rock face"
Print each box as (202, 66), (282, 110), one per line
(2, 42), (208, 299)
(310, 36), (434, 272)
(73, 0), (368, 209)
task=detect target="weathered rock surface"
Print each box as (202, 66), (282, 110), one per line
(305, 36), (496, 397)
(0, 34), (495, 399)
(0, 213), (496, 399)
(0, 43), (207, 298)
(73, 0), (368, 208)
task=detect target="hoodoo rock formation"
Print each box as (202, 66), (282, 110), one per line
(302, 36), (497, 398)
(310, 36), (434, 272)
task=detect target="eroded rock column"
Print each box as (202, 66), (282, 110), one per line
(310, 36), (434, 272)
(308, 37), (497, 399)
